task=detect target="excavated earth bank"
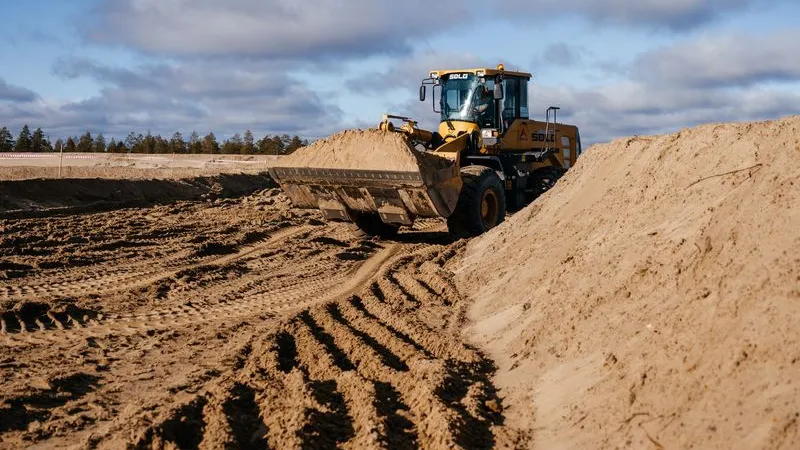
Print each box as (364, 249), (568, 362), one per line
(457, 116), (800, 448)
(0, 173), (274, 219)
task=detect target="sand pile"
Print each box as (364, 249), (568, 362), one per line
(456, 117), (800, 448)
(278, 129), (450, 172)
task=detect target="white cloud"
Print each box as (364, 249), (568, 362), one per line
(542, 43), (584, 68)
(533, 81), (800, 145)
(90, 0), (472, 59)
(1, 58), (344, 139)
(0, 78), (39, 103)
(498, 0), (760, 30)
(634, 29), (800, 88)
(346, 52), (490, 93)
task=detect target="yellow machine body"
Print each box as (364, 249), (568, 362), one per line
(269, 64), (582, 235)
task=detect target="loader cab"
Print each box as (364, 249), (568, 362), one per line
(439, 73), (497, 128)
(421, 66), (532, 136)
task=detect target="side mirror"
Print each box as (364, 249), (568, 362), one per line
(493, 83), (504, 100)
(419, 85), (426, 102)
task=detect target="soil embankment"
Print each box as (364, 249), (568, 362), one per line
(457, 117), (800, 448)
(0, 173), (275, 218)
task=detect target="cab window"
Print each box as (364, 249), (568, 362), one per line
(502, 77), (530, 125)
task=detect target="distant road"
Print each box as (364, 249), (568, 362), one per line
(0, 153), (284, 180)
(0, 153), (281, 168)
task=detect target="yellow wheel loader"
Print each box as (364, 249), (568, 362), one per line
(270, 64), (582, 237)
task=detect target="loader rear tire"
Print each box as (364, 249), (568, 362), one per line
(447, 165), (506, 237)
(528, 166), (566, 200)
(352, 213), (400, 239)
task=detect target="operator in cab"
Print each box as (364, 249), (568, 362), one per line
(474, 84), (494, 127)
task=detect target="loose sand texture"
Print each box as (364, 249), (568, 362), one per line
(456, 116), (800, 448)
(277, 129), (450, 172)
(0, 175), (516, 448)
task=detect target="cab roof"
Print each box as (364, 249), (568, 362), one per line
(429, 67), (532, 79)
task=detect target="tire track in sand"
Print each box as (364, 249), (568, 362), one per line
(126, 243), (514, 450)
(1, 239), (401, 347)
(0, 225), (312, 302)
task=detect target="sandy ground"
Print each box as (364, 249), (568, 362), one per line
(0, 185), (516, 448)
(458, 116), (800, 448)
(0, 153), (280, 181)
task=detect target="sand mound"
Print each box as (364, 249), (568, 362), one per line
(456, 116), (800, 448)
(0, 173), (275, 218)
(278, 129), (450, 172)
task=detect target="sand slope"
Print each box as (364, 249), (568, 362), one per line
(457, 117), (800, 448)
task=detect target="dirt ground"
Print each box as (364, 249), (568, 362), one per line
(0, 186), (516, 449)
(2, 117), (798, 449)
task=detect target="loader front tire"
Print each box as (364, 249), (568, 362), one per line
(447, 165), (506, 237)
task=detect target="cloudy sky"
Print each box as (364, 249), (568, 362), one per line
(1, 0), (799, 145)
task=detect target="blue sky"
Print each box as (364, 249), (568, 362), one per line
(1, 0), (799, 145)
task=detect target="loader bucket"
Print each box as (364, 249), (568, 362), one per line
(269, 163), (462, 226)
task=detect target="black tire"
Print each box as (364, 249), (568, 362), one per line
(351, 212), (400, 238)
(447, 165), (506, 237)
(528, 166), (566, 200)
(506, 189), (526, 212)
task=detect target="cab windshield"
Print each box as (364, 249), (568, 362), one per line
(441, 74), (495, 126)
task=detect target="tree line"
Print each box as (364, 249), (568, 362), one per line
(0, 125), (309, 155)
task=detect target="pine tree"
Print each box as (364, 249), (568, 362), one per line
(94, 133), (106, 153)
(188, 131), (202, 154)
(279, 134), (291, 152)
(170, 131), (186, 154)
(272, 135), (285, 155)
(286, 135), (305, 154)
(202, 132), (219, 154)
(133, 134), (146, 153)
(125, 132), (140, 151)
(37, 128), (53, 152)
(30, 127), (46, 152)
(154, 135), (170, 154)
(15, 124), (32, 152)
(0, 127), (14, 152)
(66, 136), (77, 152)
(77, 131), (93, 153)
(243, 130), (255, 154)
(141, 132), (157, 154)
(222, 133), (243, 154)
